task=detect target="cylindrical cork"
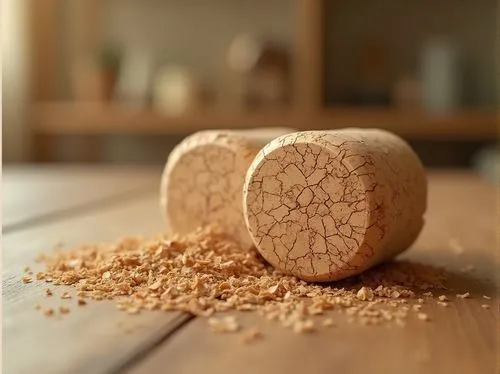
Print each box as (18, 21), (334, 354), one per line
(160, 128), (293, 250)
(243, 129), (427, 282)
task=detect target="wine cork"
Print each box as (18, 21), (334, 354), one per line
(160, 128), (293, 249)
(243, 129), (427, 281)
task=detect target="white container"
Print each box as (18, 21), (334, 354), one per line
(420, 38), (462, 113)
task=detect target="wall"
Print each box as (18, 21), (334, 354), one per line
(325, 0), (497, 107)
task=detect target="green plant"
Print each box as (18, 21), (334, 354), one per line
(99, 44), (121, 69)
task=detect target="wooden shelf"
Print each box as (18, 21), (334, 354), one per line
(32, 102), (498, 141)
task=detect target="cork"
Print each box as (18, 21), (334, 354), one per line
(160, 128), (293, 249)
(243, 129), (427, 282)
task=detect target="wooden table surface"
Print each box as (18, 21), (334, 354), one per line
(3, 166), (498, 374)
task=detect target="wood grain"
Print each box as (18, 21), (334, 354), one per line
(2, 166), (159, 232)
(127, 172), (499, 374)
(3, 194), (189, 374)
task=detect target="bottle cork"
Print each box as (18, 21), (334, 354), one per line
(160, 128), (293, 249)
(243, 129), (427, 282)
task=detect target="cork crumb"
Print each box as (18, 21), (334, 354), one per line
(448, 238), (464, 254)
(356, 287), (374, 301)
(293, 319), (315, 334)
(59, 306), (70, 314)
(30, 227), (455, 329)
(44, 308), (54, 317)
(322, 318), (334, 327)
(482, 295), (491, 300)
(22, 276), (32, 284)
(208, 316), (240, 333)
(417, 313), (429, 321)
(481, 304), (490, 309)
(241, 327), (262, 343)
(456, 292), (470, 299)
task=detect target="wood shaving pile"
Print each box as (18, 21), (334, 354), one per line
(31, 226), (465, 333)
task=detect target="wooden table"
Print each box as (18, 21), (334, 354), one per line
(3, 166), (498, 374)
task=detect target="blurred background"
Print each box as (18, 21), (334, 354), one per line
(2, 0), (498, 176)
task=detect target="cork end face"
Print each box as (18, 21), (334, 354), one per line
(244, 138), (371, 282)
(161, 137), (254, 250)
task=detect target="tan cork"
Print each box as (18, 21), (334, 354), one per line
(160, 128), (293, 249)
(243, 129), (427, 281)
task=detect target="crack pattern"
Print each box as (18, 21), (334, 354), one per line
(243, 129), (427, 282)
(161, 129), (291, 250)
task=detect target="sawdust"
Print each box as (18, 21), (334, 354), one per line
(31, 226), (455, 334)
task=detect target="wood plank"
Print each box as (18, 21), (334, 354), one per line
(127, 172), (498, 374)
(31, 103), (497, 140)
(3, 193), (190, 374)
(2, 166), (159, 232)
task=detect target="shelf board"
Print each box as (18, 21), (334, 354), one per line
(31, 102), (498, 141)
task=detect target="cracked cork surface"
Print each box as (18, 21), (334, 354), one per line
(243, 129), (427, 281)
(161, 128), (292, 250)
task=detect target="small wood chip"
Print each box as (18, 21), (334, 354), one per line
(44, 308), (54, 317)
(61, 292), (71, 299)
(24, 266), (31, 273)
(482, 295), (491, 300)
(22, 276), (32, 284)
(417, 313), (429, 321)
(356, 287), (374, 301)
(438, 295), (448, 301)
(148, 281), (162, 291)
(481, 304), (490, 309)
(45, 288), (53, 296)
(437, 301), (449, 307)
(208, 316), (240, 333)
(322, 318), (334, 327)
(293, 319), (315, 334)
(456, 292), (470, 299)
(77, 298), (87, 306)
(126, 307), (140, 315)
(241, 327), (262, 343)
(59, 306), (70, 314)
